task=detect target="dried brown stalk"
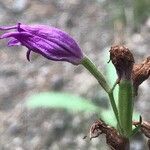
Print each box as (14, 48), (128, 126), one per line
(85, 119), (129, 150)
(109, 45), (134, 82)
(132, 56), (150, 95)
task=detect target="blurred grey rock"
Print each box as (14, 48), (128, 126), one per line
(0, 69), (18, 77)
(51, 75), (64, 91)
(8, 122), (23, 136)
(0, 0), (29, 13)
(12, 0), (29, 13)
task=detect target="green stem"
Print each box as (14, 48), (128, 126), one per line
(118, 80), (133, 138)
(108, 91), (122, 133)
(81, 57), (110, 93)
(81, 56), (122, 132)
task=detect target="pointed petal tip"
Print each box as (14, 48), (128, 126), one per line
(0, 25), (18, 30)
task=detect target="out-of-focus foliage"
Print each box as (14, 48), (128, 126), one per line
(133, 0), (150, 31)
(26, 92), (100, 113)
(108, 0), (150, 33)
(26, 91), (140, 128)
(26, 92), (118, 126)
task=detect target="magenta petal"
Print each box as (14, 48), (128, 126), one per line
(0, 25), (17, 30)
(0, 32), (32, 39)
(8, 39), (20, 46)
(0, 23), (84, 65)
(17, 25), (82, 58)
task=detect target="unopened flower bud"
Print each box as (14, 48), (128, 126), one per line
(85, 119), (129, 150)
(0, 23), (83, 65)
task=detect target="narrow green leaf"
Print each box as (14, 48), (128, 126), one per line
(26, 92), (125, 127)
(26, 92), (100, 113)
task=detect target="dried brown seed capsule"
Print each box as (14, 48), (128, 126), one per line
(86, 119), (129, 150)
(109, 45), (134, 82)
(132, 56), (150, 95)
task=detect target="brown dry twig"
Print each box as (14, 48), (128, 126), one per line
(132, 56), (150, 96)
(109, 45), (134, 83)
(84, 119), (129, 150)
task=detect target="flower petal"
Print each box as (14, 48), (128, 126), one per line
(18, 24), (82, 58)
(0, 32), (32, 39)
(0, 23), (84, 65)
(8, 39), (20, 46)
(0, 25), (17, 30)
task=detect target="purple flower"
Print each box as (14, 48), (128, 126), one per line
(0, 23), (83, 65)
